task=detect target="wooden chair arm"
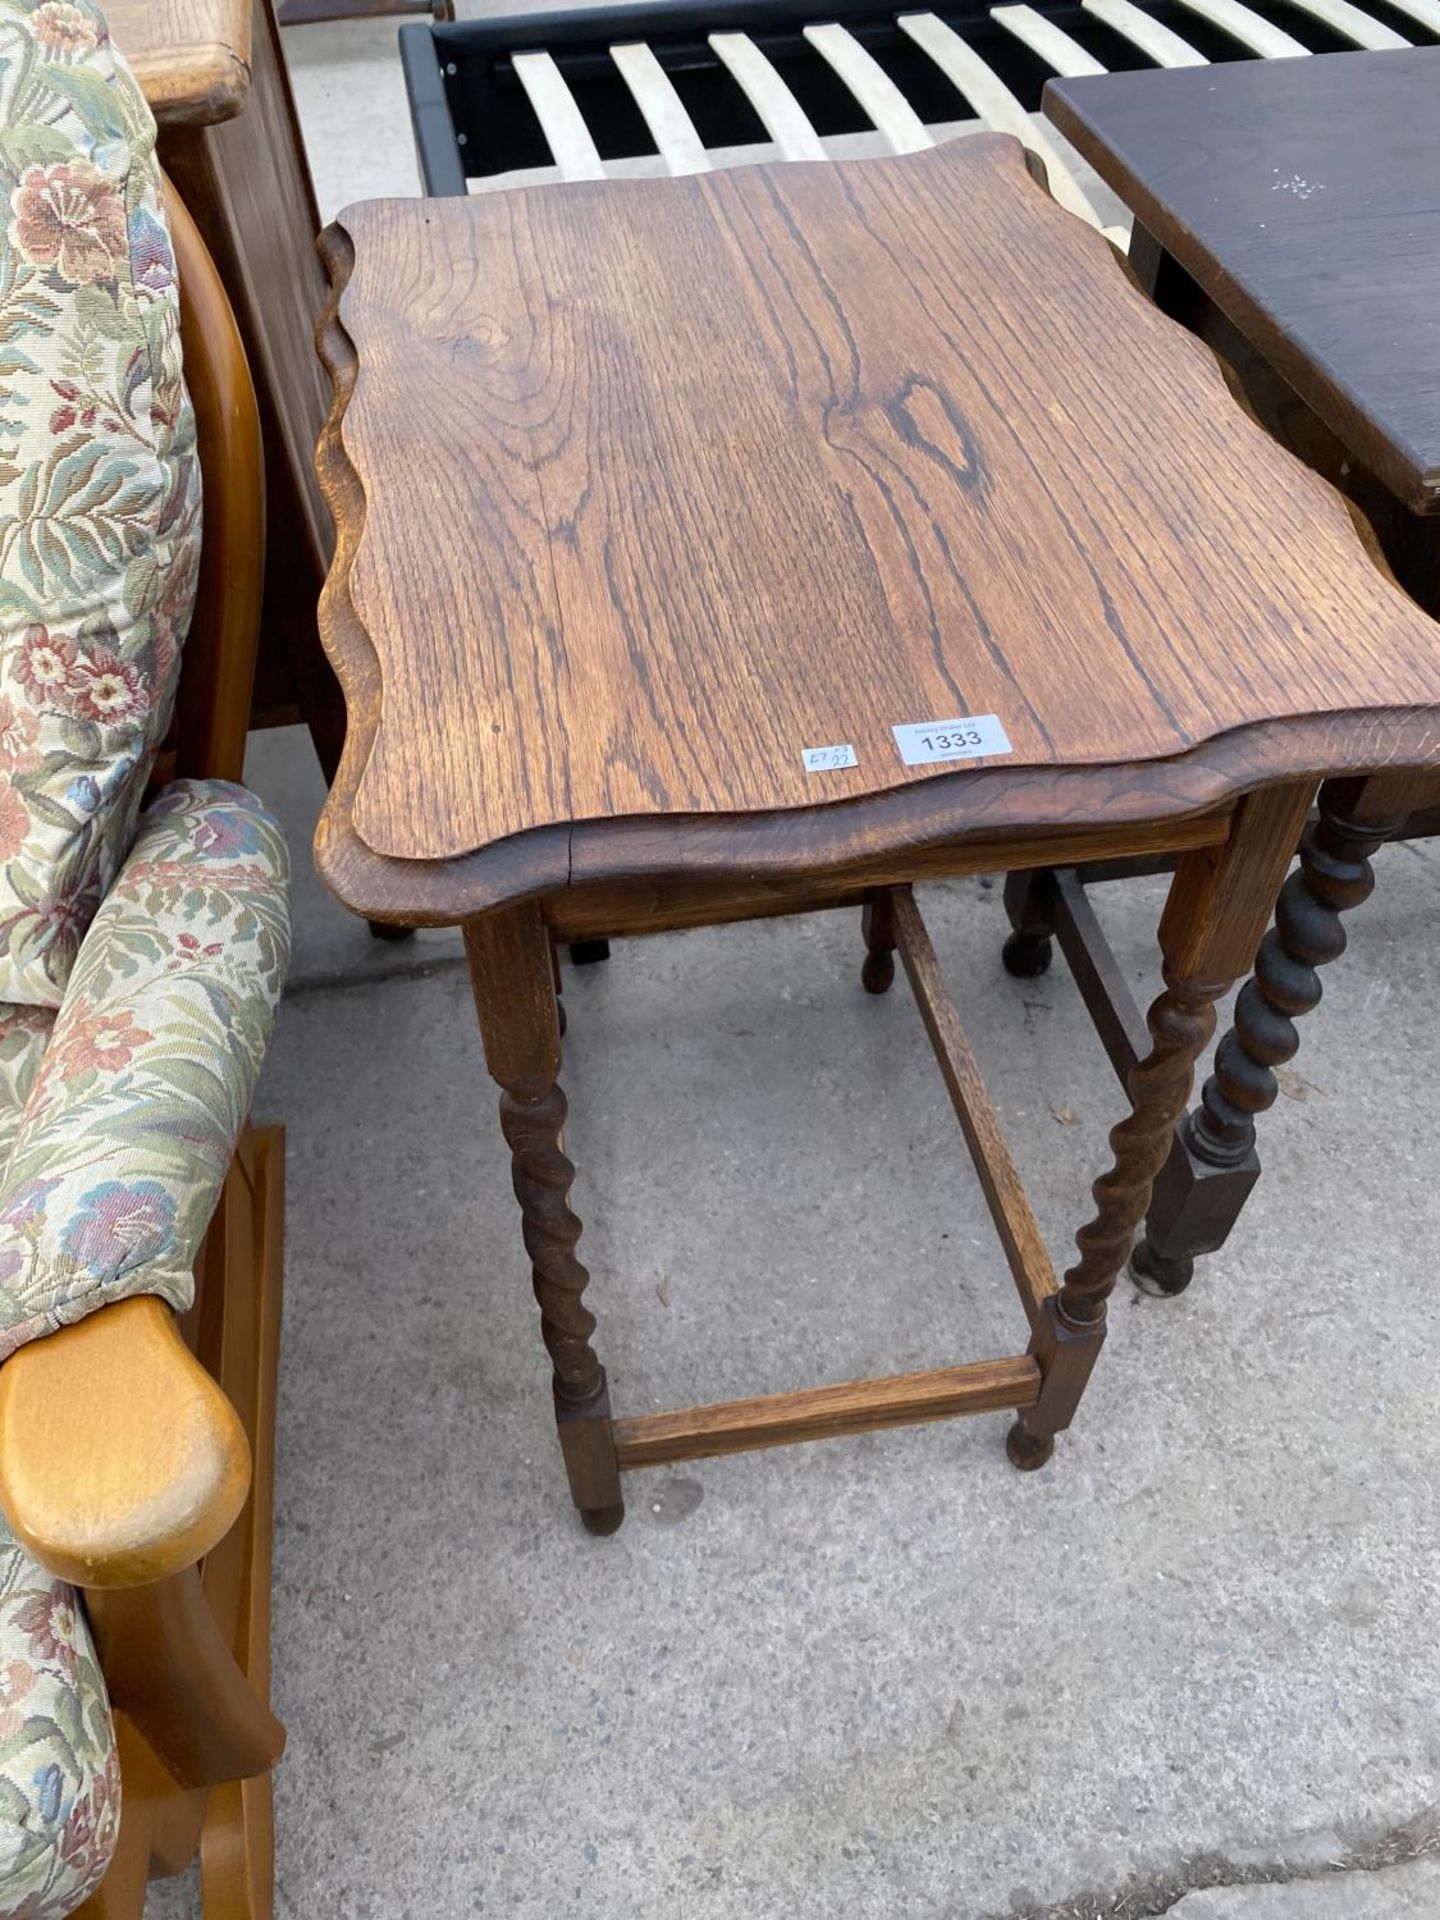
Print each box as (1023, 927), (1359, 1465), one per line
(105, 0), (253, 129)
(0, 1297), (250, 1588)
(87, 1566), (285, 1788)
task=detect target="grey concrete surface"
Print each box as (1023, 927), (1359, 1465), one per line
(153, 734), (1440, 1920)
(244, 727), (463, 989)
(284, 17), (421, 218)
(1167, 1854), (1440, 1917)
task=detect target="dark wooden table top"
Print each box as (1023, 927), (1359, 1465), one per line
(1045, 49), (1440, 519)
(315, 135), (1440, 916)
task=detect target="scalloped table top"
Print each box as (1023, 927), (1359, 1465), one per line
(318, 137), (1440, 884)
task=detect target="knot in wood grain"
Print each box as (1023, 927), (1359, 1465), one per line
(881, 375), (987, 496)
(315, 151), (1440, 880)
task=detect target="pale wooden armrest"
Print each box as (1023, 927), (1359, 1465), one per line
(106, 0), (253, 128)
(0, 1298), (250, 1588)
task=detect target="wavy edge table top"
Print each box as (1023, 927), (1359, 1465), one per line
(314, 138), (1440, 923)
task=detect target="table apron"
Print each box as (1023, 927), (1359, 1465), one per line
(543, 807), (1233, 942)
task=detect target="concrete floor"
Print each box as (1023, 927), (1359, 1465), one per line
(186, 729), (1440, 1920)
(153, 18), (1440, 1919)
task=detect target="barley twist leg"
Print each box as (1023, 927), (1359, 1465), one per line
(1007, 970), (1222, 1469)
(467, 906), (624, 1535)
(1133, 777), (1407, 1296)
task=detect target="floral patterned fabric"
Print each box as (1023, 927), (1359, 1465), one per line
(0, 1003), (50, 1170)
(0, 14), (272, 1912)
(0, 779), (290, 1360)
(0, 779), (288, 1919)
(0, 0), (200, 1006)
(0, 1000), (105, 1920)
(0, 1530), (116, 1918)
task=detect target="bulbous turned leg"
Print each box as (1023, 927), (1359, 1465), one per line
(1007, 969), (1223, 1467)
(1006, 1421), (1055, 1471)
(861, 889), (897, 994)
(1001, 868), (1057, 978)
(1132, 777), (1407, 1298)
(1128, 1237), (1193, 1298)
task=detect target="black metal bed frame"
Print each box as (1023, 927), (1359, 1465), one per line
(401, 0), (1434, 193)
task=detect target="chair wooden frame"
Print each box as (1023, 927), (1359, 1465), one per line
(0, 179), (285, 1919)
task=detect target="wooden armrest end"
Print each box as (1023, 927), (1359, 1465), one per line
(0, 1298), (250, 1588)
(107, 0), (254, 129)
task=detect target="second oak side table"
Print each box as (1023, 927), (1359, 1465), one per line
(314, 137), (1440, 1535)
(1038, 49), (1440, 1296)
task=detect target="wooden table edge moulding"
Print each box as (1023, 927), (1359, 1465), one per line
(312, 136), (1440, 1534)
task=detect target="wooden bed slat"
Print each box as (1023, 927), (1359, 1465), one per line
(803, 22), (934, 152)
(610, 41), (712, 173)
(511, 51), (606, 179)
(992, 3), (1107, 74)
(709, 32), (828, 160)
(1082, 0), (1208, 65)
(898, 11), (1106, 227)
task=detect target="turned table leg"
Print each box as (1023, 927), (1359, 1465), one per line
(1001, 868), (1058, 979)
(860, 889), (898, 994)
(1008, 783), (1315, 1468)
(548, 934), (568, 1037)
(569, 939), (611, 967)
(465, 904), (623, 1535)
(1132, 773), (1421, 1297)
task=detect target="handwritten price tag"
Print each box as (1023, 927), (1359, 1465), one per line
(801, 744), (858, 773)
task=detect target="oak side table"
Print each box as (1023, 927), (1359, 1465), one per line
(1041, 50), (1440, 1295)
(314, 137), (1440, 1535)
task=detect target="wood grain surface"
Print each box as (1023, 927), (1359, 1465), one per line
(611, 1355), (1040, 1467)
(1045, 50), (1440, 517)
(165, 172), (264, 788)
(322, 136), (1440, 884)
(0, 1298), (250, 1589)
(108, 0), (252, 127)
(163, 0), (340, 770)
(891, 885), (1057, 1327)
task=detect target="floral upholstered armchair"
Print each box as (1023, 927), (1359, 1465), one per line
(0, 5), (293, 1916)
